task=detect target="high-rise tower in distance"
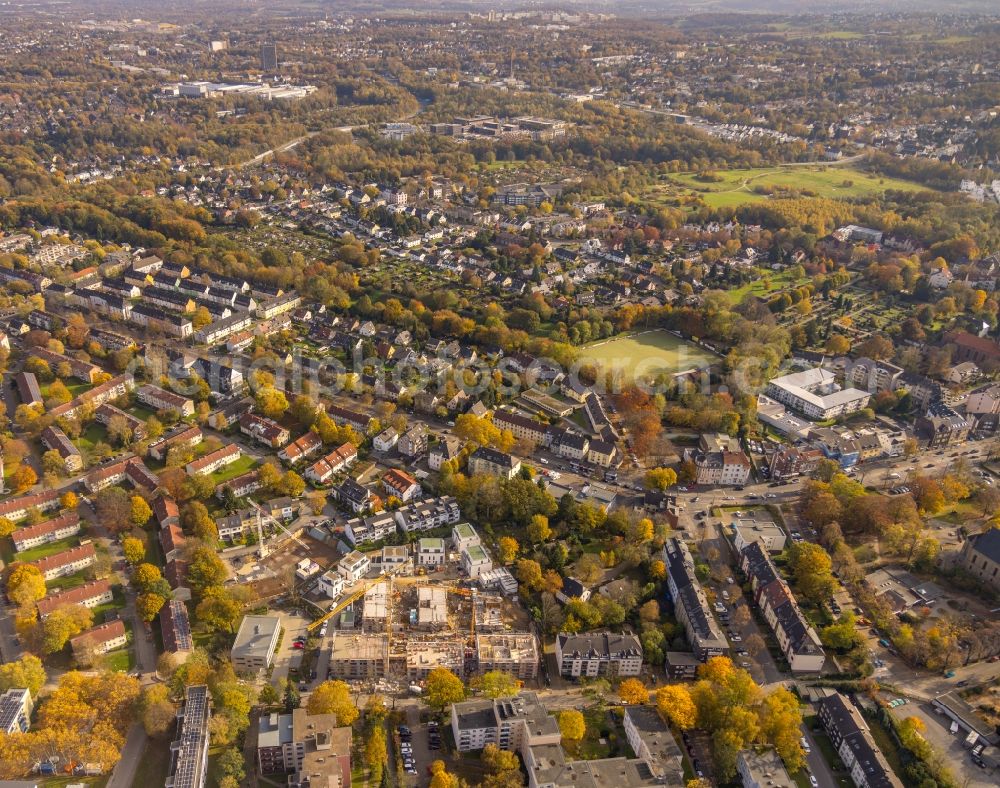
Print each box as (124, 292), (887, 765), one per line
(260, 42), (277, 71)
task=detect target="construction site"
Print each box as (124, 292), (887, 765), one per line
(315, 574), (540, 685)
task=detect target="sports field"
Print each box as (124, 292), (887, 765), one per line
(661, 164), (930, 209)
(580, 330), (717, 378)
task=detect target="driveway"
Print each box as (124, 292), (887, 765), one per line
(270, 609), (310, 688)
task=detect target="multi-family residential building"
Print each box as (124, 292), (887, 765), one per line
(278, 431), (323, 465)
(555, 631), (643, 678)
(345, 512), (398, 546)
(0, 688), (34, 734)
(215, 469), (261, 500)
(737, 748), (796, 788)
(28, 347), (101, 383)
(462, 542), (493, 579)
(844, 357), (904, 394)
(493, 409), (548, 445)
(336, 477), (374, 513)
(32, 542), (97, 581)
(622, 706), (685, 784)
(965, 382), (1000, 433)
(186, 444), (241, 476)
(395, 496), (461, 533)
(325, 403), (373, 433)
(48, 372), (135, 422)
(817, 693), (903, 788)
(148, 425), (203, 462)
(741, 543), (825, 673)
(586, 439), (619, 467)
(137, 384), (195, 417)
(327, 633), (388, 680)
(381, 468), (421, 501)
(70, 619), (128, 662)
(304, 443), (357, 484)
(161, 598), (194, 657)
(36, 578), (113, 619)
(373, 428), (399, 453)
(207, 398), (253, 430)
(13, 371), (43, 407)
(11, 512), (81, 553)
(216, 507), (257, 542)
(451, 692), (561, 753)
(161, 522), (186, 562)
(0, 489), (61, 521)
(166, 685), (211, 788)
(468, 446), (521, 479)
(663, 537), (728, 660)
(40, 425), (84, 472)
(915, 402), (970, 447)
(95, 402), (148, 441)
(398, 425), (428, 458)
(730, 514), (787, 554)
(231, 615), (281, 673)
(428, 436), (462, 470)
(417, 537), (448, 567)
(239, 412), (291, 448)
(684, 433), (751, 486)
(338, 550), (371, 583)
(256, 708), (352, 786)
(318, 570), (345, 600)
(765, 368), (871, 420)
(475, 632), (540, 679)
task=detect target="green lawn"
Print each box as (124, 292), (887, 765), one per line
(724, 268), (813, 305)
(12, 534), (81, 563)
(130, 736), (173, 788)
(77, 422), (108, 452)
(104, 648), (135, 673)
(208, 455), (259, 485)
(579, 330), (717, 379)
(91, 584), (127, 620)
(46, 569), (93, 593)
(658, 164), (931, 210)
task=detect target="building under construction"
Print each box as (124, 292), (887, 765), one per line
(323, 578), (540, 684)
(328, 632), (388, 680)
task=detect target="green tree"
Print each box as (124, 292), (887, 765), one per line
(187, 546), (228, 593)
(7, 564), (46, 606)
(558, 709), (585, 741)
(307, 680), (359, 726)
(472, 670), (521, 699)
(424, 667), (466, 712)
(527, 513), (552, 542)
(0, 654), (46, 695)
(130, 496), (153, 526)
(364, 726), (387, 784)
(122, 536), (146, 565)
(786, 542), (836, 605)
(137, 592), (167, 622)
(645, 467), (678, 491)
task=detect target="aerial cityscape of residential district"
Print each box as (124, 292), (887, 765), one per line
(0, 1), (999, 787)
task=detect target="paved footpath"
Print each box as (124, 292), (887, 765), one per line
(106, 724), (148, 788)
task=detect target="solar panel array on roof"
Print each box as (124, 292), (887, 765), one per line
(167, 685), (210, 788)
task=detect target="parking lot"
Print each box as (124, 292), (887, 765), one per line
(399, 704), (443, 787)
(889, 701), (997, 788)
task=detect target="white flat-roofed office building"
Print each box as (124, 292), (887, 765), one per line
(231, 615), (280, 673)
(765, 367), (871, 420)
